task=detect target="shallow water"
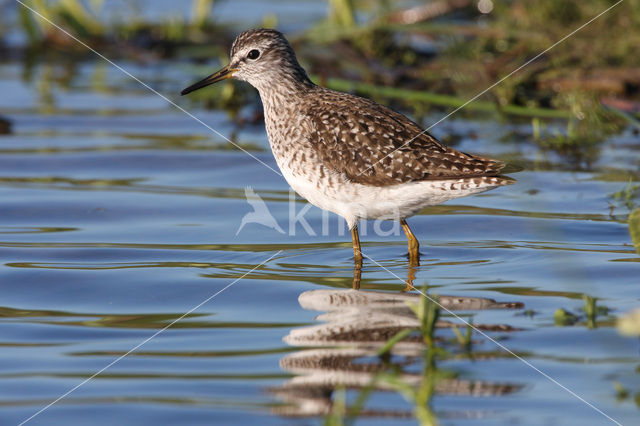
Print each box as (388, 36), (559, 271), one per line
(1, 50), (639, 426)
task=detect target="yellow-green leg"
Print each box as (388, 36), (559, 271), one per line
(401, 219), (420, 265)
(352, 259), (362, 290)
(404, 263), (417, 292)
(350, 225), (363, 290)
(350, 224), (363, 262)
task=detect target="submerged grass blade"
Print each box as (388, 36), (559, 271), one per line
(377, 328), (414, 356)
(630, 207), (640, 255)
(321, 77), (571, 119)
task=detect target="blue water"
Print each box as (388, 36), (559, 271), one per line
(1, 12), (640, 426)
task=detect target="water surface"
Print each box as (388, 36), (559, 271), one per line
(1, 47), (639, 425)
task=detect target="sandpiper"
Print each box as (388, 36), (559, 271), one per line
(182, 28), (513, 265)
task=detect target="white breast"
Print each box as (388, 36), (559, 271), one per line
(277, 159), (500, 229)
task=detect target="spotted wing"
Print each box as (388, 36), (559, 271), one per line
(305, 89), (505, 186)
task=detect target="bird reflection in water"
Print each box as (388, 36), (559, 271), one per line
(352, 256), (418, 291)
(270, 287), (524, 419)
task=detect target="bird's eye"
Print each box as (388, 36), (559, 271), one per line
(247, 49), (260, 60)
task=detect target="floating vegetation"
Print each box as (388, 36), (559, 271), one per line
(610, 179), (640, 212)
(609, 182), (640, 252)
(554, 295), (612, 329)
(553, 308), (580, 326)
(9, 0), (639, 149)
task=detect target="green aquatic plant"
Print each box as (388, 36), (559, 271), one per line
(554, 308), (579, 326)
(328, 0), (356, 28)
(532, 92), (623, 169)
(407, 291), (441, 348)
(190, 0), (215, 30)
(377, 350), (440, 426)
(17, 0), (224, 49)
(19, 0), (105, 42)
(324, 386), (347, 426)
(582, 295), (607, 329)
(12, 0), (636, 153)
(440, 1), (640, 103)
(307, 0), (633, 163)
(451, 320), (473, 353)
(325, 77), (570, 119)
(612, 381), (640, 409)
(554, 296), (611, 328)
(377, 327), (413, 356)
(378, 289), (442, 356)
(630, 207), (640, 255)
(614, 381), (630, 400)
(330, 290), (446, 425)
(611, 179), (640, 212)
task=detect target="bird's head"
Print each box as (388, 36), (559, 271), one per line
(181, 28), (310, 96)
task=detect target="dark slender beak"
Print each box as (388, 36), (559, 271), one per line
(180, 65), (237, 95)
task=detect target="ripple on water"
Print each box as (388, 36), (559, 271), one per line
(0, 56), (638, 425)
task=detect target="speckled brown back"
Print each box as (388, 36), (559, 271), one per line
(304, 87), (506, 186)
